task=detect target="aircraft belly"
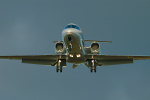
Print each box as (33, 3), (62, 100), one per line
(66, 54), (86, 64)
(64, 33), (86, 63)
(64, 33), (82, 54)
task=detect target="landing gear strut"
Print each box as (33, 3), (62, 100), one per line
(56, 59), (66, 72)
(67, 36), (72, 51)
(91, 66), (96, 72)
(68, 44), (72, 51)
(88, 60), (97, 72)
(56, 65), (62, 72)
(91, 60), (96, 72)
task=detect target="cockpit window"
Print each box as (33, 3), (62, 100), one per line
(68, 25), (71, 28)
(72, 25), (76, 28)
(64, 25), (80, 30)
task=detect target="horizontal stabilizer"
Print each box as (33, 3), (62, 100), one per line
(53, 41), (63, 43)
(84, 40), (112, 43)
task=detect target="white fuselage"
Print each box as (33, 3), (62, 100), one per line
(62, 28), (86, 64)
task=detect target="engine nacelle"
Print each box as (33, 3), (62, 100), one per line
(91, 42), (100, 54)
(55, 42), (66, 54)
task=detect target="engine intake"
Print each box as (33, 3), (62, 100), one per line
(55, 42), (66, 54)
(91, 42), (100, 54)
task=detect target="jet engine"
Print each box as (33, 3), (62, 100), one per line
(55, 42), (66, 54)
(91, 42), (100, 54)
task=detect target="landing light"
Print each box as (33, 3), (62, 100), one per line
(76, 54), (81, 58)
(68, 30), (71, 33)
(70, 54), (73, 57)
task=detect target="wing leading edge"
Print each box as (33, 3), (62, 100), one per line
(85, 55), (150, 66)
(0, 55), (66, 66)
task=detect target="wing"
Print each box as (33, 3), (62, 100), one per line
(0, 55), (66, 66)
(84, 40), (112, 43)
(85, 55), (150, 66)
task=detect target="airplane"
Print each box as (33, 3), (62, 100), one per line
(0, 23), (150, 72)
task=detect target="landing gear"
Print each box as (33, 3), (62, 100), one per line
(67, 36), (72, 51)
(68, 44), (72, 51)
(68, 36), (72, 41)
(91, 66), (96, 72)
(56, 59), (66, 72)
(88, 60), (97, 72)
(56, 65), (62, 72)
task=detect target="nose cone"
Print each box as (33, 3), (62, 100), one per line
(62, 28), (81, 36)
(66, 30), (73, 34)
(62, 29), (81, 41)
(63, 32), (77, 42)
(63, 28), (74, 33)
(62, 29), (72, 38)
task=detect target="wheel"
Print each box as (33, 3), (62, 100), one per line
(56, 65), (63, 72)
(91, 68), (93, 72)
(91, 66), (96, 73)
(56, 64), (60, 72)
(60, 66), (62, 72)
(94, 69), (96, 72)
(91, 67), (94, 72)
(56, 68), (59, 72)
(94, 66), (96, 72)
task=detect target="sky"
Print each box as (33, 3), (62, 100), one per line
(0, 0), (150, 100)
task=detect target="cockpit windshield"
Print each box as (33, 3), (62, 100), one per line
(64, 24), (80, 30)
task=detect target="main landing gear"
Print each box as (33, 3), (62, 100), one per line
(56, 59), (66, 72)
(91, 65), (96, 72)
(87, 60), (97, 72)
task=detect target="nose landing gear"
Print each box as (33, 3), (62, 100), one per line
(68, 44), (72, 51)
(67, 36), (72, 51)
